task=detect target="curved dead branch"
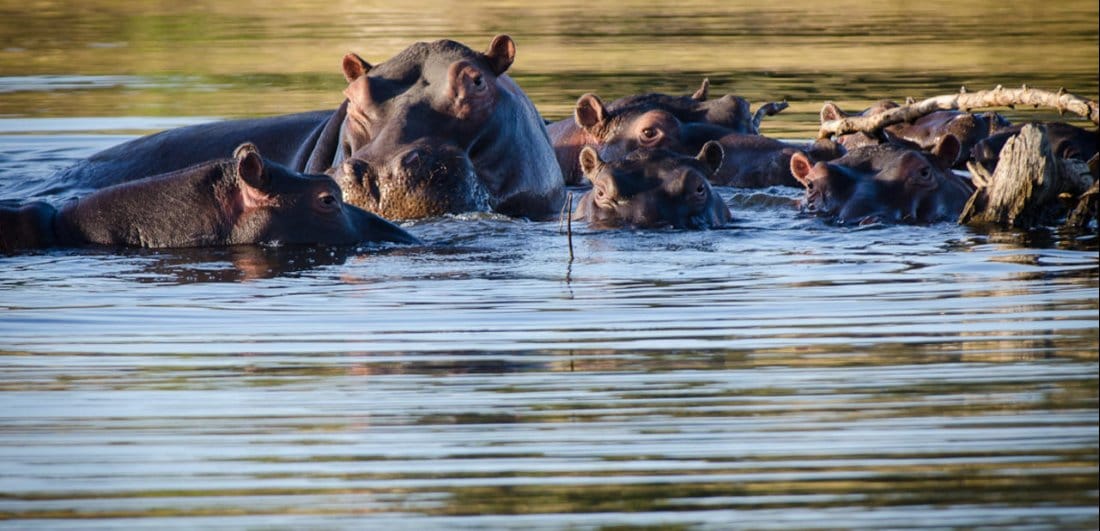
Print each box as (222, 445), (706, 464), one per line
(818, 85), (1100, 140)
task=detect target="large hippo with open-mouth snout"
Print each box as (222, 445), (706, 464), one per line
(49, 35), (563, 220)
(1, 143), (417, 253)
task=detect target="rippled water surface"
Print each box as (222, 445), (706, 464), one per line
(1, 1), (1098, 529)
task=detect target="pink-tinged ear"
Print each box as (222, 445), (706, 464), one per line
(343, 75), (372, 107)
(342, 53), (372, 83)
(234, 142), (268, 191)
(578, 146), (603, 178)
(789, 151), (815, 187)
(820, 102), (847, 123)
(931, 134), (961, 169)
(484, 34), (516, 76)
(696, 140), (724, 174)
(691, 78), (710, 101)
(575, 93), (608, 132)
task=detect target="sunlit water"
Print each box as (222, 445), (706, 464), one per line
(1, 1), (1098, 529)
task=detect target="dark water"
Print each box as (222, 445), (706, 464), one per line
(1, 1), (1098, 529)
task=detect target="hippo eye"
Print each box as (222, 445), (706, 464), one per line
(473, 75), (484, 88)
(695, 183), (706, 196)
(641, 127), (658, 139)
(317, 192), (340, 212)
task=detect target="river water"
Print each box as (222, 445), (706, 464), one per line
(1, 1), (1097, 529)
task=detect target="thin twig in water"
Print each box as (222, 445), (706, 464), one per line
(566, 191), (574, 262)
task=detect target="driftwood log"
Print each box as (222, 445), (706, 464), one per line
(958, 124), (1096, 228)
(818, 85), (1100, 140)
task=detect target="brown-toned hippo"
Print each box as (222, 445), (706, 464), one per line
(788, 136), (974, 225)
(548, 81), (780, 185)
(50, 35), (562, 220)
(1, 144), (417, 253)
(821, 101), (1011, 168)
(573, 142), (731, 229)
(971, 121), (1099, 173)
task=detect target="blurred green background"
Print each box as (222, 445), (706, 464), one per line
(0, 0), (1097, 137)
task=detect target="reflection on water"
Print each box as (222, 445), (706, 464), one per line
(0, 1), (1098, 528)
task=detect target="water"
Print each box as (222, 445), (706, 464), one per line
(1, 1), (1097, 529)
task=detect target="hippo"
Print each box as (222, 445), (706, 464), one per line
(0, 143), (417, 253)
(331, 137), (489, 220)
(49, 35), (563, 219)
(971, 121), (1099, 173)
(821, 101), (1011, 168)
(572, 141), (731, 229)
(788, 135), (974, 225)
(548, 81), (782, 185)
(711, 134), (845, 188)
(321, 35), (564, 219)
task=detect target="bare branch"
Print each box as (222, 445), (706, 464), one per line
(818, 85), (1099, 140)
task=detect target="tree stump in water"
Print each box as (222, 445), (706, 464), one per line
(959, 123), (1096, 229)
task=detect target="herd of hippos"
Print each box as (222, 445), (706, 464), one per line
(1, 35), (1097, 253)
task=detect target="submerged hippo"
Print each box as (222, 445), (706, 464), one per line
(821, 101), (1010, 168)
(971, 121), (1099, 173)
(573, 142), (731, 229)
(548, 81), (781, 184)
(788, 135), (974, 225)
(50, 35), (562, 220)
(0, 143), (417, 253)
(711, 134), (845, 188)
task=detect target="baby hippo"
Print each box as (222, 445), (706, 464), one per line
(573, 141), (731, 229)
(0, 143), (417, 252)
(788, 135), (974, 225)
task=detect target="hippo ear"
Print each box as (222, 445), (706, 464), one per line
(691, 78), (710, 101)
(484, 34), (516, 76)
(789, 151), (815, 187)
(930, 134), (961, 170)
(578, 146), (604, 178)
(235, 143), (268, 190)
(820, 102), (847, 123)
(696, 140), (725, 174)
(575, 93), (608, 132)
(342, 53), (372, 83)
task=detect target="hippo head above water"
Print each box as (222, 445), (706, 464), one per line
(789, 135), (975, 225)
(338, 35), (517, 160)
(573, 142), (732, 230)
(572, 90), (752, 164)
(332, 138), (489, 220)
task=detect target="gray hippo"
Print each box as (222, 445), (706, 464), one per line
(788, 135), (974, 224)
(50, 35), (563, 219)
(0, 143), (417, 253)
(573, 142), (731, 229)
